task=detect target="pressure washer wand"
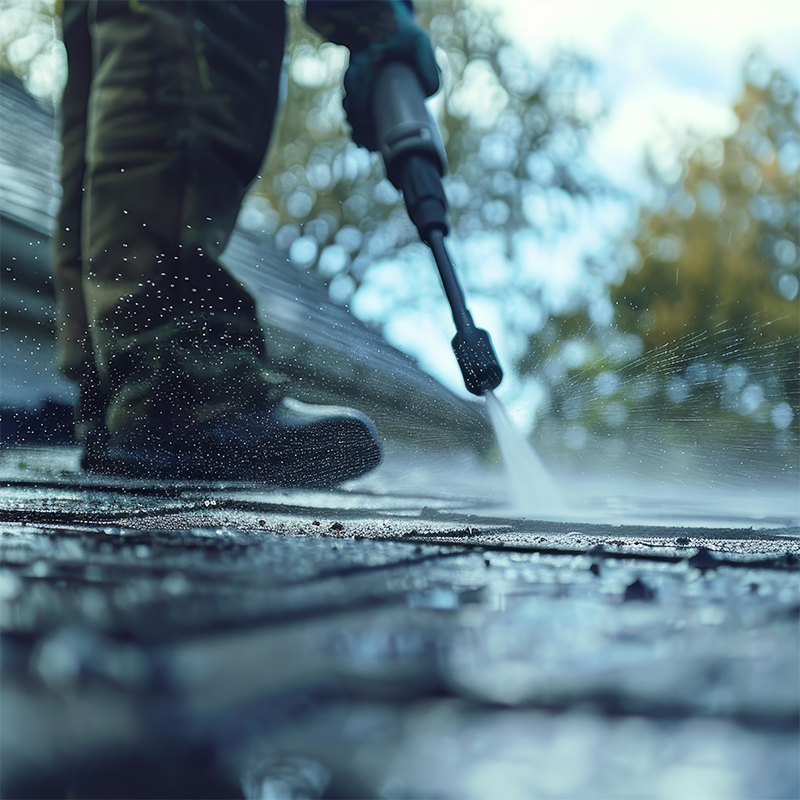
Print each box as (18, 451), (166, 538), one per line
(372, 62), (503, 396)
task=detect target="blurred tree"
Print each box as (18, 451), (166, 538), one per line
(614, 54), (798, 358)
(0, 0), (62, 101)
(1, 0), (614, 411)
(536, 53), (799, 471)
(249, 0), (609, 318)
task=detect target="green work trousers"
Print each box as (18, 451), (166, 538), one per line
(54, 0), (286, 433)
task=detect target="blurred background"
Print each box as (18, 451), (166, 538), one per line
(1, 0), (798, 493)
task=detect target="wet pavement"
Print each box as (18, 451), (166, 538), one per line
(1, 445), (798, 799)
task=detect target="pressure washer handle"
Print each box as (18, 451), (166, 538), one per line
(372, 62), (447, 181)
(372, 62), (503, 395)
(373, 62), (449, 240)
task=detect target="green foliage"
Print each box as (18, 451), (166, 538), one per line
(615, 54), (799, 355)
(0, 0), (62, 101)
(2, 0), (612, 404)
(539, 54), (798, 472)
(253, 0), (607, 312)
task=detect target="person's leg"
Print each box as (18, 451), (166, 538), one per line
(83, 0), (286, 433)
(66, 0), (379, 483)
(54, 0), (109, 456)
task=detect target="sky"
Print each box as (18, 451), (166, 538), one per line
(367, 0), (800, 416)
(475, 0), (800, 190)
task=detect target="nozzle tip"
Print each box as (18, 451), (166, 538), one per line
(452, 327), (503, 396)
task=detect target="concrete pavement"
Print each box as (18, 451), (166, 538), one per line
(1, 444), (798, 798)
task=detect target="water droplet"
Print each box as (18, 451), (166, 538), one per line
(34, 634), (82, 688)
(162, 573), (189, 595)
(30, 560), (50, 578)
(0, 571), (22, 600)
(771, 402), (794, 430)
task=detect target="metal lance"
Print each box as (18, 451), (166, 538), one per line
(372, 62), (503, 396)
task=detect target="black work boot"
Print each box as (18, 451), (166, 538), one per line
(86, 329), (381, 486)
(99, 398), (382, 487)
(74, 365), (111, 473)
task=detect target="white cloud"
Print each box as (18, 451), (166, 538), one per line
(474, 0), (800, 186)
(477, 0), (799, 70)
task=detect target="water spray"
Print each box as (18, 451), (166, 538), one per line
(372, 63), (565, 515)
(373, 62), (503, 396)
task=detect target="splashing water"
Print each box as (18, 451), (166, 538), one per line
(544, 317), (798, 490)
(484, 390), (565, 517)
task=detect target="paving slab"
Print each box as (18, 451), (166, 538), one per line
(1, 445), (798, 799)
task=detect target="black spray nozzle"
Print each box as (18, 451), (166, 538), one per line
(452, 324), (504, 396)
(427, 230), (504, 396)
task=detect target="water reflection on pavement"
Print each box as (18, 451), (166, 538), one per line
(1, 445), (797, 798)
